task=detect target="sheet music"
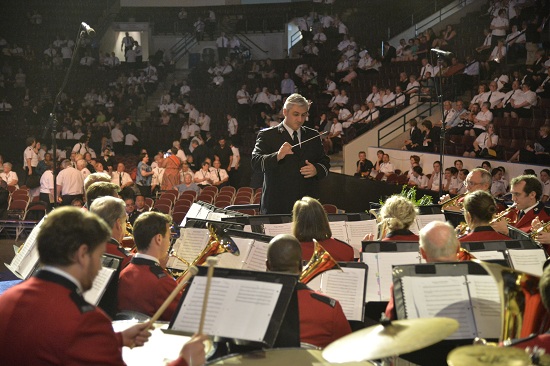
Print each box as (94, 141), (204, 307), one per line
(377, 252), (421, 301)
(83, 267), (116, 305)
(182, 203), (203, 225)
(345, 220), (377, 257)
(217, 237), (252, 269)
(415, 214), (446, 232)
(206, 211), (229, 221)
(328, 221), (348, 244)
(243, 225), (253, 233)
(361, 254), (381, 302)
(467, 275), (501, 339)
(470, 250), (505, 261)
(172, 277), (282, 342)
(508, 249), (546, 276)
(242, 240), (269, 271)
(401, 276), (477, 339)
(168, 228), (210, 269)
(6, 217), (46, 279)
(263, 223), (292, 237)
(320, 267), (365, 321)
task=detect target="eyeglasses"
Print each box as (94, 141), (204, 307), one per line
(464, 180), (483, 187)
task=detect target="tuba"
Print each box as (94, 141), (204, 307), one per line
(476, 260), (547, 342)
(300, 239), (342, 284)
(441, 193), (466, 212)
(169, 223), (240, 282)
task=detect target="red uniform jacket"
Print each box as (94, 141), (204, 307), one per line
(0, 270), (125, 365)
(507, 202), (550, 233)
(301, 237), (355, 262)
(382, 229), (419, 242)
(459, 226), (512, 242)
(297, 282), (351, 348)
(106, 237), (132, 269)
(118, 256), (182, 321)
(510, 332), (550, 353)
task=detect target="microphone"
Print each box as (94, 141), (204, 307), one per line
(431, 48), (452, 56)
(81, 22), (96, 37)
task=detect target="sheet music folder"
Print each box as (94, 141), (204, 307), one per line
(393, 262), (500, 340)
(166, 267), (298, 348)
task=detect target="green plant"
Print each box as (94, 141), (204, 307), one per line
(379, 185), (433, 206)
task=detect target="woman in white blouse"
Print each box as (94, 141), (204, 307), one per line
(465, 123), (498, 157)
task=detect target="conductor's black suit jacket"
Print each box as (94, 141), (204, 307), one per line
(252, 122), (331, 214)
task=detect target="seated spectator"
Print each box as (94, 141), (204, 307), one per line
(210, 160), (229, 188)
(194, 161), (212, 188)
(464, 123), (498, 157)
(451, 169), (469, 195)
(508, 125), (550, 165)
(324, 117), (342, 154)
(506, 82), (537, 118)
(379, 153), (395, 177)
(419, 119), (438, 152)
(443, 167), (460, 194)
(408, 165), (429, 189)
(0, 162), (18, 188)
(469, 102), (493, 136)
(427, 161), (442, 192)
(402, 118), (423, 151)
(111, 163), (134, 198)
(175, 172), (200, 195)
(490, 168), (507, 198)
(355, 151), (373, 177)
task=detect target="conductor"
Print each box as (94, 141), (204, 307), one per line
(252, 93), (330, 214)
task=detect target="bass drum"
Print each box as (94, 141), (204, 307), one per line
(207, 348), (378, 365)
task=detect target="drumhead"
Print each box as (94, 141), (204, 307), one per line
(207, 348), (375, 365)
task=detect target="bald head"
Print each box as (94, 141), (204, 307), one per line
(419, 221), (460, 262)
(266, 234), (302, 274)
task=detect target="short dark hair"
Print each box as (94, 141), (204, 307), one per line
(511, 175), (543, 200)
(267, 234), (302, 274)
(133, 211), (172, 251)
(422, 120), (432, 129)
(38, 207), (111, 266)
(86, 182), (120, 206)
(413, 165), (423, 175)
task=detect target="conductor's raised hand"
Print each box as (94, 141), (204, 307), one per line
(277, 142), (294, 161)
(300, 160), (318, 178)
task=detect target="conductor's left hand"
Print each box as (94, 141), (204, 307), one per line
(300, 160), (318, 178)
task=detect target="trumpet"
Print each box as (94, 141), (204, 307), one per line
(300, 239), (342, 284)
(441, 193), (466, 211)
(490, 204), (518, 225)
(531, 221), (550, 240)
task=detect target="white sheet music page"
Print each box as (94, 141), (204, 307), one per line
(172, 277), (282, 342)
(7, 216), (46, 279)
(508, 249), (546, 276)
(378, 252), (421, 301)
(83, 267), (116, 305)
(401, 276), (477, 339)
(470, 251), (505, 261)
(243, 225), (253, 233)
(415, 214), (446, 232)
(361, 253), (381, 302)
(206, 211), (229, 221)
(328, 221), (348, 244)
(467, 275), (501, 339)
(263, 223), (292, 237)
(242, 240), (269, 272)
(346, 220), (377, 257)
(172, 228), (210, 268)
(320, 267), (365, 321)
(182, 203), (203, 225)
(216, 237), (252, 269)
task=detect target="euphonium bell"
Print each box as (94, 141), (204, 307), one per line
(300, 239), (342, 284)
(172, 223), (240, 282)
(476, 260), (545, 342)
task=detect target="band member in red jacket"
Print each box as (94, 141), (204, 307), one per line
(460, 190), (511, 242)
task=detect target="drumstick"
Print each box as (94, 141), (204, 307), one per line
(291, 131), (328, 148)
(148, 265), (199, 326)
(198, 257), (218, 335)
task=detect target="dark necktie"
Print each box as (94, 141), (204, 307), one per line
(292, 130), (298, 145)
(518, 210), (525, 220)
(505, 90), (515, 105)
(487, 92), (492, 103)
(217, 169), (221, 180)
(119, 173), (123, 187)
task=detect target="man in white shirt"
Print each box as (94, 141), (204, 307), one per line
(484, 81), (505, 110)
(229, 140), (240, 187)
(111, 163), (134, 197)
(0, 163), (19, 188)
(419, 58), (434, 81)
(210, 160), (229, 187)
(428, 161), (443, 192)
(56, 159), (84, 206)
(111, 123), (124, 155)
(509, 82), (537, 118)
(227, 114), (238, 137)
(76, 159), (91, 180)
(379, 154), (395, 177)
